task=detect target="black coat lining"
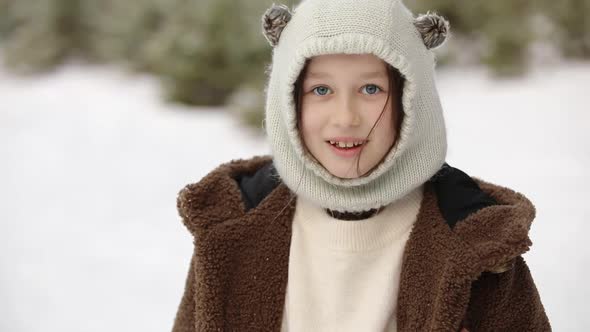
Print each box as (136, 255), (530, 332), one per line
(235, 161), (497, 228)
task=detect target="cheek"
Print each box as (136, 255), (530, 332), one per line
(371, 100), (397, 138)
(300, 103), (323, 142)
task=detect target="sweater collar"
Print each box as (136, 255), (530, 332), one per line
(293, 185), (423, 251)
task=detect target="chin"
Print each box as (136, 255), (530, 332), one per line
(324, 164), (363, 179)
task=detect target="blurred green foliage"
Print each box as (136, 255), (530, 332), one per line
(140, 0), (275, 105)
(407, 0), (534, 76)
(0, 0), (587, 117)
(77, 1), (165, 66)
(0, 0), (78, 73)
(0, 0), (290, 105)
(540, 0), (590, 58)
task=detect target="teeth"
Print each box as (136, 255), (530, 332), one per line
(329, 141), (364, 148)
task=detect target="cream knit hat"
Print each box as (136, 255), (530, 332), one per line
(261, 0), (450, 212)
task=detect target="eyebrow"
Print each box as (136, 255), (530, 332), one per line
(306, 71), (387, 79)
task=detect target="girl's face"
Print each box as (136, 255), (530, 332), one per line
(299, 54), (400, 179)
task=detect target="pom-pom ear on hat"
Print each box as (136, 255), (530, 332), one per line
(413, 11), (450, 49)
(261, 3), (292, 47)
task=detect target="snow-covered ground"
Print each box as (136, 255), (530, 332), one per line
(0, 61), (588, 331)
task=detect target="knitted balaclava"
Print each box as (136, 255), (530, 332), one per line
(261, 0), (450, 212)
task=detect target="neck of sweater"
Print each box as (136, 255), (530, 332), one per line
(293, 184), (424, 252)
(325, 206), (385, 221)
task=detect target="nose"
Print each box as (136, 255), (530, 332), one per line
(332, 93), (361, 128)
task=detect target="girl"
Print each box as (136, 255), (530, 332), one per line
(172, 0), (550, 331)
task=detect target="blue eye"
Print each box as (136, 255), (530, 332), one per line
(312, 86), (331, 96)
(362, 84), (382, 95)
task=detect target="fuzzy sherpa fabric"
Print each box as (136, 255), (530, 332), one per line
(171, 157), (550, 332)
(263, 0), (448, 212)
(413, 11), (451, 50)
(262, 4), (293, 47)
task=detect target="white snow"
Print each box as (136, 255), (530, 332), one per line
(0, 61), (588, 331)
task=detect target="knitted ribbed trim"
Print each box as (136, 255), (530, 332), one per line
(326, 206), (384, 221)
(293, 184), (424, 252)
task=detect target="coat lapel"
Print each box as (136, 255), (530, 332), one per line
(396, 182), (482, 332)
(192, 183), (295, 331)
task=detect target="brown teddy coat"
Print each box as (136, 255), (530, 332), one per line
(171, 156), (550, 331)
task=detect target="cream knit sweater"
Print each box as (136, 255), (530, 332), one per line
(280, 185), (424, 331)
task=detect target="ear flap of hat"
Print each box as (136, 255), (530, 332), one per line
(262, 4), (293, 47)
(413, 12), (450, 50)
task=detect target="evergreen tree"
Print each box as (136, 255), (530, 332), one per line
(142, 0), (273, 105)
(77, 0), (164, 67)
(542, 0), (590, 58)
(407, 0), (534, 76)
(2, 0), (78, 73)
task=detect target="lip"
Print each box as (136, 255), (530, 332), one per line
(325, 139), (367, 158)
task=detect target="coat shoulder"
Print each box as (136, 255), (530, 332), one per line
(431, 164), (537, 274)
(428, 164), (499, 229)
(176, 155), (274, 236)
